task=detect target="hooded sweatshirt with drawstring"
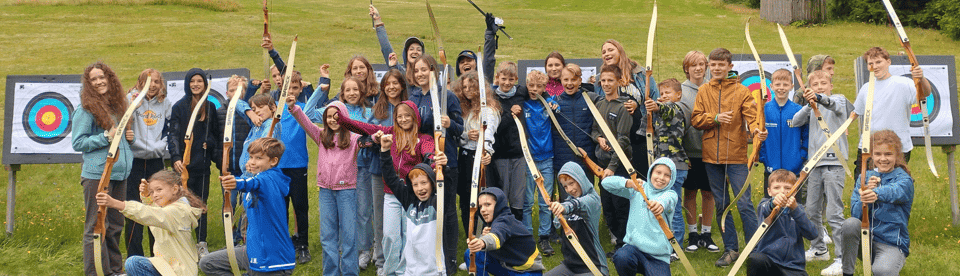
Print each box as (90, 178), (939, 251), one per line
(601, 157), (679, 264)
(556, 162), (608, 275)
(476, 187), (546, 273)
(381, 158), (447, 276)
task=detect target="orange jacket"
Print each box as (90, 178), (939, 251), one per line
(691, 78), (760, 164)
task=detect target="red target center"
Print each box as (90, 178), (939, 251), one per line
(35, 105), (61, 131)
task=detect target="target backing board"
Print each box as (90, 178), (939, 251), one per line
(518, 58), (602, 87)
(732, 54), (802, 104)
(3, 68), (249, 165)
(853, 55), (959, 146)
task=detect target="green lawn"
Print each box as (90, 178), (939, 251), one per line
(1, 0), (959, 275)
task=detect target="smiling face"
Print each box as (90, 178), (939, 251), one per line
(527, 81), (545, 99)
(872, 143), (897, 173)
(766, 180), (793, 199)
(559, 175), (582, 198)
(324, 107), (340, 131)
(251, 103), (275, 120)
(599, 72), (619, 96)
(149, 180), (180, 207)
(410, 172), (433, 202)
(650, 164), (672, 190)
(601, 42), (620, 66)
(708, 59), (732, 81)
(458, 57), (476, 74)
(771, 79), (792, 101)
(414, 60), (432, 88)
(560, 69), (581, 95)
(462, 77), (479, 100)
(545, 58), (564, 79)
(686, 58), (706, 82)
(478, 194), (496, 223)
(395, 104), (415, 131)
(498, 74), (517, 92)
(351, 59), (368, 80)
(145, 72), (162, 98)
(384, 75), (403, 100)
(89, 68), (109, 95)
(189, 75), (205, 95)
(658, 85), (681, 102)
(341, 79), (362, 106)
(406, 44), (423, 63)
(246, 151), (279, 175)
(810, 75), (833, 95)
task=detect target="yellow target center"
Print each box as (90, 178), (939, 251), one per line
(41, 112), (56, 125)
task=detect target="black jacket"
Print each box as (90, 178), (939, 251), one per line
(167, 68), (222, 174)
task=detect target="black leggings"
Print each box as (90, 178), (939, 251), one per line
(186, 171), (210, 242)
(282, 167), (309, 247)
(124, 158), (164, 256)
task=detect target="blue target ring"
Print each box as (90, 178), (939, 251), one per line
(22, 92), (74, 144)
(739, 70), (773, 104)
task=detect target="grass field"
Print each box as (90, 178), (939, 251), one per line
(1, 0), (959, 275)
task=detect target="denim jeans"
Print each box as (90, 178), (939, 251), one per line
(371, 175), (386, 268)
(840, 217), (906, 276)
(383, 193), (406, 276)
(523, 157), (554, 237)
(671, 169), (688, 246)
(357, 167), (373, 252)
(124, 255), (161, 276)
(611, 244), (671, 276)
(319, 188), (359, 276)
(704, 163), (758, 252)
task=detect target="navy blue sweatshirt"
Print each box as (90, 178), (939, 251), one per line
(754, 197), (818, 271)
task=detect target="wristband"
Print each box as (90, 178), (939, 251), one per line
(714, 114), (720, 124)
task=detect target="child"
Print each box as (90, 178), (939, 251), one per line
(790, 70), (852, 272)
(379, 133), (447, 276)
(545, 162), (608, 276)
(343, 55), (381, 100)
(837, 129), (914, 276)
(455, 70), (500, 241)
(369, 4), (424, 74)
(644, 78), (691, 259)
(544, 52), (567, 98)
(97, 170), (205, 276)
(605, 157), (678, 276)
(335, 98), (435, 276)
(490, 61), (529, 221)
(551, 63), (599, 194)
(746, 169), (818, 276)
(167, 68), (222, 255)
(677, 50), (719, 253)
(691, 48), (766, 267)
(759, 69), (808, 197)
(792, 54), (835, 104)
(852, 47), (930, 173)
(238, 94), (279, 178)
(593, 64), (632, 251)
(257, 36), (314, 102)
(290, 98), (361, 276)
(237, 70), (314, 262)
(125, 68), (170, 257)
(465, 187), (546, 275)
(203, 137), (295, 275)
(516, 70), (558, 255)
(219, 75), (255, 178)
(72, 62), (133, 275)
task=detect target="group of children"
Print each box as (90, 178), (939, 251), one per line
(72, 5), (922, 275)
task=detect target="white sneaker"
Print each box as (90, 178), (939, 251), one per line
(820, 259), (842, 276)
(359, 251), (372, 269)
(805, 248), (830, 262)
(458, 262), (468, 271)
(823, 228), (833, 244)
(377, 267), (385, 276)
(197, 241), (209, 258)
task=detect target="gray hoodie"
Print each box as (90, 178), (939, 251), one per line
(790, 94), (853, 167)
(127, 89), (171, 159)
(557, 162), (608, 275)
(679, 80), (704, 158)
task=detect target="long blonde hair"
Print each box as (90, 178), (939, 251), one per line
(602, 39), (638, 85)
(455, 71), (501, 119)
(130, 68), (167, 101)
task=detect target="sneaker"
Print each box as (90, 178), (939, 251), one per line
(197, 241), (209, 257)
(609, 229), (617, 245)
(359, 250), (372, 269)
(684, 232), (700, 252)
(539, 238), (555, 256)
(820, 259), (843, 276)
(805, 248), (830, 262)
(458, 262), (467, 271)
(823, 228), (833, 244)
(377, 267), (386, 276)
(296, 246), (312, 264)
(715, 250), (739, 267)
(670, 252), (680, 263)
(700, 232), (720, 252)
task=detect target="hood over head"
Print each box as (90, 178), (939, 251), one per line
(646, 157), (677, 192)
(183, 68), (208, 99)
(478, 187), (511, 219)
(558, 162), (594, 197)
(396, 100), (422, 131)
(403, 37), (425, 66)
(409, 163), (438, 192)
(456, 50), (478, 76)
(324, 100), (350, 117)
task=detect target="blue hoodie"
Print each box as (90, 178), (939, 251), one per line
(557, 162), (607, 275)
(851, 167), (914, 256)
(601, 157), (678, 264)
(477, 187), (545, 273)
(235, 166), (295, 272)
(759, 99), (808, 174)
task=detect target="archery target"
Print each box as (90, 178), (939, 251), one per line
(10, 82), (83, 154)
(738, 70), (773, 104)
(732, 55), (801, 103)
(888, 64), (952, 137)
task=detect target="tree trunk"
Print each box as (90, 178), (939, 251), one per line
(761, 0), (827, 25)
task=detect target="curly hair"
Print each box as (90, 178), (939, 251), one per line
(81, 61), (128, 130)
(455, 71), (501, 119)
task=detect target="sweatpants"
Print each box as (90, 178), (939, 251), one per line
(82, 178), (126, 276)
(199, 246), (293, 276)
(611, 244), (670, 276)
(840, 217), (906, 276)
(805, 165), (845, 258)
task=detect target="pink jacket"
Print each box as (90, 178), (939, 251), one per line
(291, 102), (360, 190)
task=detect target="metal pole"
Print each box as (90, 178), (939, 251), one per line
(945, 146), (959, 225)
(5, 164), (19, 235)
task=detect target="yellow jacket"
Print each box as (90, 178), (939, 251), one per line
(121, 197), (203, 276)
(691, 78), (760, 164)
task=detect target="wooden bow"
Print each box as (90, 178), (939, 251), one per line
(262, 0), (271, 81)
(535, 94), (604, 177)
(268, 35), (298, 137)
(180, 76), (212, 186)
(220, 79), (244, 275)
(93, 76), (152, 276)
(467, 45), (488, 276)
(642, 1), (658, 166)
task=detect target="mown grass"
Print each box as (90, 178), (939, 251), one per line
(9, 0), (241, 12)
(0, 0), (959, 275)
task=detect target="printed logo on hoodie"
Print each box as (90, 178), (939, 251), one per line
(141, 110), (161, 126)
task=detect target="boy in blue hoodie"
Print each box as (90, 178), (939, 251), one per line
(465, 187), (546, 276)
(545, 162), (608, 276)
(517, 70), (559, 255)
(746, 169), (818, 276)
(202, 137), (296, 275)
(759, 69), (808, 199)
(605, 157), (678, 276)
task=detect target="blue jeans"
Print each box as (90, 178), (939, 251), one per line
(319, 188), (359, 276)
(124, 255), (161, 276)
(383, 194), (405, 275)
(671, 169), (688, 246)
(357, 167), (373, 252)
(704, 163), (758, 251)
(612, 244), (670, 276)
(463, 249), (543, 276)
(523, 158), (554, 237)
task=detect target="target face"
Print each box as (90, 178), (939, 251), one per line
(21, 92), (73, 144)
(208, 89), (225, 110)
(902, 75), (941, 127)
(739, 70), (773, 104)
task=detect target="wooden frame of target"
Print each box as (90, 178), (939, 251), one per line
(853, 55), (959, 146)
(731, 54), (803, 104)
